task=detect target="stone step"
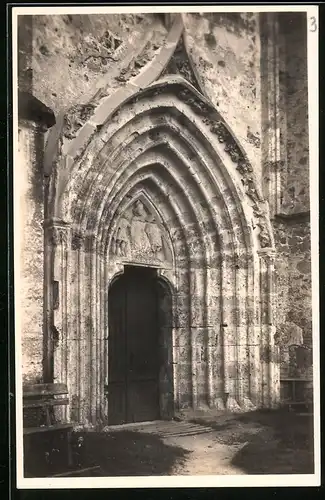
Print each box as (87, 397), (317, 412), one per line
(103, 419), (215, 438)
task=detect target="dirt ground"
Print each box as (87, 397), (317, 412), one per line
(72, 409), (314, 476)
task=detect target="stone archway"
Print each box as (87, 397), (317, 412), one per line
(45, 76), (279, 425)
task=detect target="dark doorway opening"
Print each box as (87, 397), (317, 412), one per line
(106, 266), (173, 425)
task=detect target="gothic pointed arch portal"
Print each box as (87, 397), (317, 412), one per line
(46, 76), (279, 425)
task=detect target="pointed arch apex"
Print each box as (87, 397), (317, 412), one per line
(51, 73), (274, 251)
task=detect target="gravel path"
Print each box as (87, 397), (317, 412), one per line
(103, 420), (253, 475)
(74, 410), (313, 476)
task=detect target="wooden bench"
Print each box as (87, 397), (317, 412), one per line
(23, 383), (101, 477)
(280, 378), (313, 412)
(23, 383), (74, 476)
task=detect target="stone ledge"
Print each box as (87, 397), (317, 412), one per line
(18, 90), (56, 129)
(274, 211), (310, 224)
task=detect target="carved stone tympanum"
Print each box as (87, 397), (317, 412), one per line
(111, 199), (172, 264)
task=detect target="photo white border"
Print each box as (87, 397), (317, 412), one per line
(12, 3), (320, 489)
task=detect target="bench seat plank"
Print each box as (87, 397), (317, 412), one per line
(280, 378), (312, 382)
(24, 423), (73, 435)
(23, 398), (69, 409)
(23, 383), (68, 397)
(282, 401), (312, 405)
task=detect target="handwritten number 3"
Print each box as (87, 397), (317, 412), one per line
(310, 16), (317, 32)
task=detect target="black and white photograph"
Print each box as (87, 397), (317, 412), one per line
(12, 4), (320, 488)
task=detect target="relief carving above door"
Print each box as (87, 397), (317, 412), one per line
(111, 199), (173, 265)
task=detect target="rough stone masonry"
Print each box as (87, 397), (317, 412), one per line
(17, 12), (312, 425)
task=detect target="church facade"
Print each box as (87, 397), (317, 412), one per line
(16, 11), (313, 426)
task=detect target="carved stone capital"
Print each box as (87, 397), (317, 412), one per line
(257, 248), (277, 260)
(49, 226), (70, 246)
(71, 231), (84, 251)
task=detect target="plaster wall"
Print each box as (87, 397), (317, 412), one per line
(17, 123), (45, 383)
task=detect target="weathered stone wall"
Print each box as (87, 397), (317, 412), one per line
(18, 13), (167, 115)
(269, 13), (312, 385)
(16, 12), (312, 411)
(279, 13), (309, 215)
(183, 13), (262, 180)
(274, 218), (312, 381)
(17, 123), (45, 383)
(19, 13), (262, 174)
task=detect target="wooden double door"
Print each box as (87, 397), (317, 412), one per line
(106, 266), (163, 425)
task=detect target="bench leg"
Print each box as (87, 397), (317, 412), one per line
(67, 431), (73, 467)
(292, 381), (296, 403)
